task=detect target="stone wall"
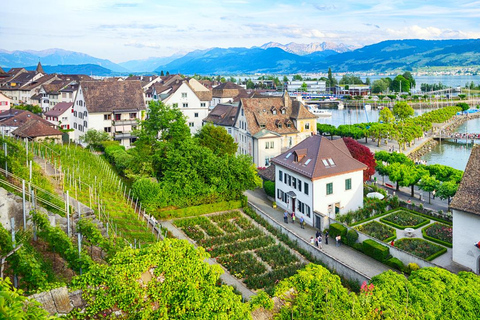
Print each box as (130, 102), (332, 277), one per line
(30, 287), (85, 316)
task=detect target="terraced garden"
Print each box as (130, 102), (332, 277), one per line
(174, 211), (305, 293)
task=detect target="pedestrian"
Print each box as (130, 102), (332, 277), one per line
(300, 216), (305, 229)
(284, 211), (288, 224)
(390, 240), (395, 246)
(318, 235), (323, 249)
(336, 235), (341, 247)
(432, 189), (436, 199)
(325, 230), (329, 245)
(292, 212), (296, 224)
(315, 230), (320, 239)
(315, 235), (318, 247)
(310, 236), (314, 246)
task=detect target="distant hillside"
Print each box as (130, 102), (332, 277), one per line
(260, 41), (355, 55)
(155, 47), (312, 74)
(24, 64), (113, 76)
(119, 54), (183, 72)
(0, 48), (127, 72)
(315, 39), (480, 72)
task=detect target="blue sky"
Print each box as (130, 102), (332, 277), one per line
(1, 0), (480, 63)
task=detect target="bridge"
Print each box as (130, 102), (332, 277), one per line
(433, 132), (480, 141)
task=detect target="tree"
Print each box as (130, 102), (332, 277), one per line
(327, 68), (337, 90)
(246, 79), (255, 89)
(282, 75), (289, 83)
(390, 75), (410, 93)
(195, 122), (238, 156)
(343, 137), (376, 181)
(300, 82), (308, 92)
(80, 129), (111, 148)
(418, 174), (439, 204)
(402, 71), (416, 89)
(392, 101), (414, 121)
(69, 239), (251, 319)
(456, 102), (469, 111)
(15, 104), (43, 114)
(378, 107), (395, 124)
(292, 74), (303, 81)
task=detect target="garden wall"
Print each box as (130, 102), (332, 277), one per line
(248, 202), (371, 285)
(330, 217), (441, 269)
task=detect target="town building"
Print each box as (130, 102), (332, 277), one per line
(44, 102), (74, 140)
(286, 80), (326, 93)
(0, 109), (58, 137)
(235, 92), (317, 167)
(450, 144), (480, 274)
(72, 80), (146, 147)
(0, 92), (11, 111)
(333, 84), (370, 96)
(211, 82), (247, 108)
(271, 135), (366, 228)
(202, 103), (238, 138)
(11, 119), (63, 143)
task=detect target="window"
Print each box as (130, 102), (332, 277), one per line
(304, 182), (309, 195)
(104, 127), (111, 132)
(83, 111), (87, 118)
(281, 108), (286, 114)
(228, 128), (232, 134)
(115, 114), (121, 120)
(194, 112), (199, 118)
(78, 125), (83, 132)
(241, 109), (244, 116)
(288, 175), (291, 186)
(181, 92), (187, 98)
(74, 111), (77, 117)
(279, 170), (283, 182)
(298, 179), (302, 192)
(270, 141), (274, 149)
(129, 112), (137, 119)
(345, 178), (352, 190)
(189, 122), (194, 127)
(265, 142), (269, 149)
(326, 182), (333, 195)
(201, 102), (206, 107)
(74, 123), (77, 129)
(183, 103), (188, 108)
(305, 122), (310, 130)
(84, 121), (87, 128)
(104, 114), (111, 120)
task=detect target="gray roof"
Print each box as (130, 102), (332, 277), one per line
(203, 103), (238, 127)
(44, 102), (73, 117)
(450, 144), (480, 216)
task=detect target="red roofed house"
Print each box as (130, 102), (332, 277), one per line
(44, 102), (74, 140)
(271, 135), (366, 229)
(0, 92), (11, 111)
(450, 144), (480, 274)
(11, 119), (62, 143)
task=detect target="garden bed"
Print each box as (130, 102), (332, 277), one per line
(394, 238), (447, 261)
(380, 210), (430, 229)
(355, 221), (396, 242)
(173, 210), (304, 293)
(422, 223), (453, 248)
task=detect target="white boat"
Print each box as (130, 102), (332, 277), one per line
(364, 104), (372, 110)
(309, 107), (332, 117)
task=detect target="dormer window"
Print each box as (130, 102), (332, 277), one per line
(271, 106), (277, 115)
(280, 107), (286, 114)
(285, 119), (292, 128)
(275, 119), (282, 128)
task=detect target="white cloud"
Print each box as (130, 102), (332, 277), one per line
(385, 25), (480, 40)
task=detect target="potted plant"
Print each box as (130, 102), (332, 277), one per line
(272, 201), (277, 209)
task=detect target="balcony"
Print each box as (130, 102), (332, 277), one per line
(113, 119), (138, 126)
(114, 132), (134, 139)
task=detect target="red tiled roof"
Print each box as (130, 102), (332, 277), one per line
(203, 104), (238, 127)
(12, 119), (62, 138)
(44, 102), (73, 117)
(0, 109), (52, 127)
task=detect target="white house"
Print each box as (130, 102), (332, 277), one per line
(0, 92), (11, 111)
(287, 80), (326, 93)
(211, 82), (246, 108)
(154, 78), (212, 134)
(271, 135), (366, 229)
(72, 80), (146, 147)
(235, 92), (317, 167)
(450, 144), (480, 274)
(44, 102), (74, 140)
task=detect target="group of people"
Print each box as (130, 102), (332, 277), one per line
(283, 211), (306, 228)
(310, 230), (330, 249)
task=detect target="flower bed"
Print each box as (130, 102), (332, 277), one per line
(394, 238), (447, 261)
(217, 220), (240, 233)
(217, 252), (266, 279)
(210, 236), (275, 257)
(422, 223), (452, 248)
(380, 210), (430, 229)
(355, 221), (396, 242)
(255, 245), (299, 269)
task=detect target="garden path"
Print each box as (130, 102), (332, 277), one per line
(161, 220), (255, 300)
(245, 189), (392, 279)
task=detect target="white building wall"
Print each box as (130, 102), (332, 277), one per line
(72, 88), (88, 142)
(312, 170), (364, 218)
(257, 136), (281, 167)
(274, 166), (314, 225)
(234, 106), (252, 159)
(452, 210), (480, 274)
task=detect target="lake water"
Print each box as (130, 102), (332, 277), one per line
(317, 106), (479, 171)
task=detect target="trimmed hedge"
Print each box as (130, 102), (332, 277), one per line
(385, 257), (404, 271)
(346, 229), (359, 247)
(263, 181), (275, 198)
(426, 247), (448, 261)
(380, 209), (431, 230)
(362, 239), (389, 262)
(329, 223), (347, 240)
(421, 224), (452, 248)
(155, 200), (242, 219)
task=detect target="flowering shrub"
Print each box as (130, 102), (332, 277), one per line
(255, 245), (299, 269)
(424, 223), (452, 244)
(381, 210), (429, 228)
(395, 238), (446, 260)
(355, 221), (396, 242)
(217, 253), (266, 279)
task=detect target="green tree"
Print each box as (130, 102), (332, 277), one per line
(195, 122), (238, 156)
(246, 79), (255, 89)
(292, 74), (303, 81)
(418, 175), (440, 204)
(392, 101), (414, 121)
(160, 70), (164, 76)
(15, 104), (43, 114)
(391, 75), (410, 93)
(282, 75), (289, 83)
(378, 107), (395, 124)
(402, 71), (416, 89)
(300, 82), (308, 92)
(80, 129), (111, 149)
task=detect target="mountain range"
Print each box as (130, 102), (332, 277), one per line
(1, 39), (479, 75)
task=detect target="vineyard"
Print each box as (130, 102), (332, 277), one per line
(174, 211), (306, 294)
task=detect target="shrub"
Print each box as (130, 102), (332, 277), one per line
(263, 181), (275, 198)
(388, 195), (399, 209)
(249, 290), (274, 311)
(422, 222), (452, 248)
(355, 220), (396, 242)
(380, 210), (430, 229)
(329, 223), (347, 239)
(156, 200), (242, 219)
(385, 257), (404, 271)
(132, 178), (163, 209)
(395, 238), (446, 261)
(99, 140), (121, 152)
(407, 262), (420, 272)
(362, 239), (389, 262)
(346, 229), (359, 246)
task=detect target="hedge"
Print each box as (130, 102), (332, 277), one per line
(329, 223), (347, 240)
(346, 229), (359, 247)
(263, 181), (275, 198)
(385, 257), (404, 271)
(362, 239), (389, 262)
(155, 200), (242, 219)
(380, 209), (431, 230)
(426, 246), (448, 261)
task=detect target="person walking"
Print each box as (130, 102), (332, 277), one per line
(291, 212), (296, 224)
(310, 236), (315, 246)
(315, 235), (319, 247)
(325, 230), (329, 245)
(432, 189), (436, 199)
(335, 235), (341, 247)
(300, 216), (305, 229)
(318, 235), (323, 249)
(284, 211), (288, 223)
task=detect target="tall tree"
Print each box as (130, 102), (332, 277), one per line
(392, 101), (414, 121)
(378, 107), (395, 124)
(343, 137), (376, 181)
(195, 123), (238, 156)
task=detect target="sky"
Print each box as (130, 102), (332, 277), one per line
(1, 0), (480, 63)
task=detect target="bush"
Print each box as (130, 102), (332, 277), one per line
(385, 257), (404, 271)
(156, 200), (242, 219)
(362, 239), (389, 262)
(346, 229), (359, 246)
(132, 178), (163, 209)
(388, 195), (399, 209)
(99, 140), (121, 152)
(353, 242), (363, 252)
(249, 290), (274, 311)
(407, 262), (420, 272)
(263, 181), (275, 198)
(329, 223), (347, 239)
